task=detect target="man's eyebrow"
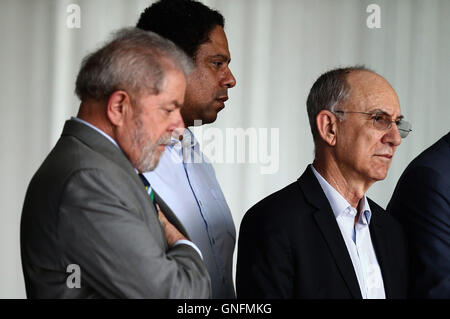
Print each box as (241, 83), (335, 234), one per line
(209, 54), (231, 62)
(174, 101), (183, 108)
(369, 108), (404, 120)
(164, 100), (182, 109)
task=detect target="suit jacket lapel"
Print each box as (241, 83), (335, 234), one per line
(62, 119), (137, 176)
(63, 120), (192, 241)
(298, 166), (362, 299)
(61, 119), (159, 219)
(154, 192), (191, 240)
(443, 131), (450, 145)
(368, 202), (393, 298)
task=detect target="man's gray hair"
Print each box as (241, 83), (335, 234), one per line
(75, 27), (193, 102)
(306, 65), (372, 142)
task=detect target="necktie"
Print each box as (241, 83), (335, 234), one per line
(138, 173), (157, 211)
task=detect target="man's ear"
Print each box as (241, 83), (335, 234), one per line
(316, 110), (338, 146)
(106, 91), (130, 127)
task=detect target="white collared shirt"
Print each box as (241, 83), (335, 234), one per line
(143, 128), (236, 299)
(311, 165), (386, 299)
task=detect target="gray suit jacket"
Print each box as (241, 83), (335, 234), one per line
(20, 119), (211, 298)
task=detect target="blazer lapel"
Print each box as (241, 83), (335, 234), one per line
(298, 166), (362, 299)
(154, 192), (191, 240)
(62, 119), (160, 220)
(443, 131), (450, 146)
(62, 119), (137, 176)
(368, 202), (394, 298)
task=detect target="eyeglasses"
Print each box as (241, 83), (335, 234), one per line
(333, 110), (412, 138)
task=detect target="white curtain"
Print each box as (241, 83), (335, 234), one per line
(1, 0), (449, 298)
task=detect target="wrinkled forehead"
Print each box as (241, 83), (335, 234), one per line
(346, 71), (401, 117)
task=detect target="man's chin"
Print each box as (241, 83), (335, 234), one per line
(369, 168), (389, 182)
(185, 108), (221, 127)
(136, 150), (162, 173)
(148, 151), (164, 171)
(202, 110), (219, 125)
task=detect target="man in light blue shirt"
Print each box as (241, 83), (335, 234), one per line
(145, 128), (236, 298)
(138, 0), (237, 298)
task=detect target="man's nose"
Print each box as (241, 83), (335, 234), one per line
(384, 123), (402, 147)
(168, 109), (185, 131)
(221, 67), (236, 88)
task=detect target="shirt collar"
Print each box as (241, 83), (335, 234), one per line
(358, 195), (372, 225)
(72, 117), (146, 176)
(169, 128), (198, 148)
(71, 116), (120, 150)
(311, 164), (372, 224)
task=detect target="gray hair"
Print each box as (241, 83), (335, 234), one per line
(75, 27), (193, 102)
(306, 65), (372, 143)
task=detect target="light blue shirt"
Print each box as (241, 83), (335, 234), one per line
(311, 164), (386, 299)
(144, 128), (236, 299)
(71, 117), (202, 259)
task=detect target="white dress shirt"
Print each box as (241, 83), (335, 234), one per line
(311, 164), (386, 299)
(71, 117), (203, 258)
(144, 128), (236, 299)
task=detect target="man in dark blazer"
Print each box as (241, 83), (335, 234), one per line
(388, 132), (450, 298)
(237, 66), (412, 299)
(20, 28), (210, 298)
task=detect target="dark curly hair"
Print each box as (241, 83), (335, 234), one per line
(136, 0), (224, 60)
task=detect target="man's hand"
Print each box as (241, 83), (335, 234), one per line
(156, 204), (187, 247)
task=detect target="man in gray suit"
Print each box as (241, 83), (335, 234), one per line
(20, 28), (211, 298)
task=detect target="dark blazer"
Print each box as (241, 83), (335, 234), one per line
(236, 166), (408, 299)
(387, 132), (450, 298)
(21, 119), (211, 298)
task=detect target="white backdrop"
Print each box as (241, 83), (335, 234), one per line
(1, 0), (449, 298)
